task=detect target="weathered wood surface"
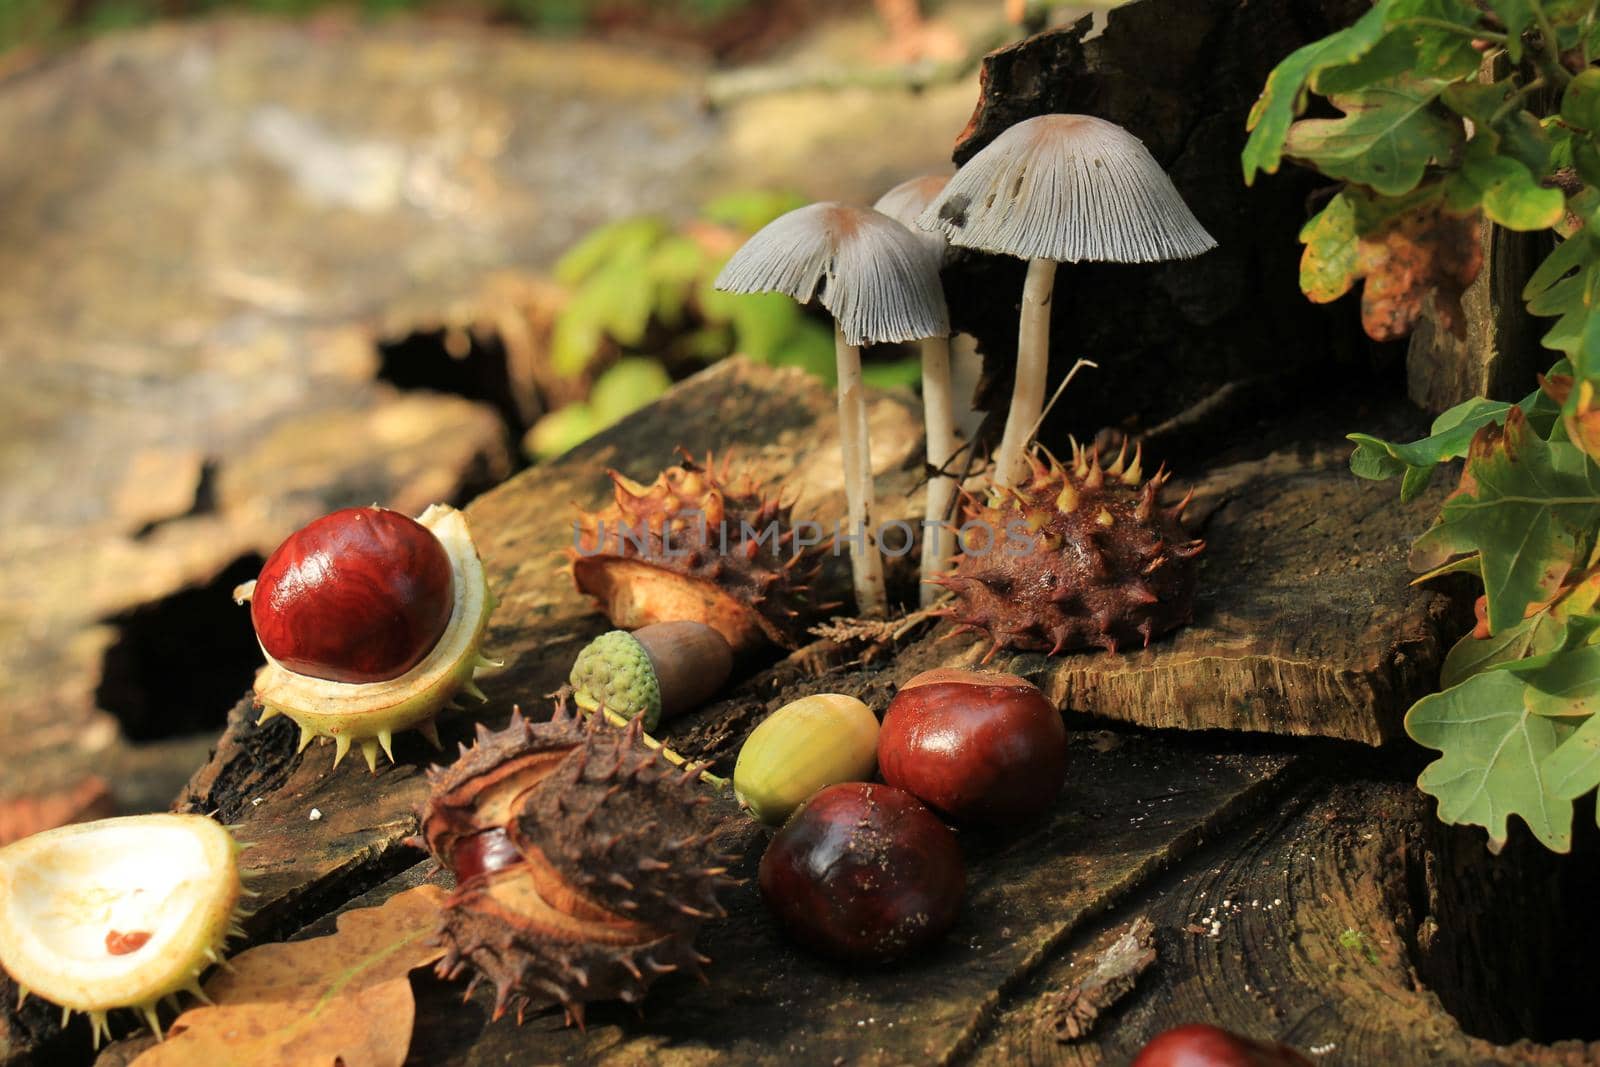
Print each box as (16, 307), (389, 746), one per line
(975, 778), (1600, 1066)
(46, 357), (1494, 1066)
(990, 447), (1468, 745)
(0, 9), (979, 840)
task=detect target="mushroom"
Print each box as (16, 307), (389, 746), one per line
(715, 202), (949, 618)
(873, 175), (961, 606)
(917, 114), (1216, 487)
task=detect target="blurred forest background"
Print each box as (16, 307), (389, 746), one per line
(0, 0), (1113, 849)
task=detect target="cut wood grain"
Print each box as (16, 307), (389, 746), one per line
(974, 779), (1600, 1066)
(978, 447), (1471, 746)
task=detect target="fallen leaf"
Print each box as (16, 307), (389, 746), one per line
(133, 884), (447, 1067)
(0, 776), (113, 846)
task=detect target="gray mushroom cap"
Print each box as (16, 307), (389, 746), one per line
(873, 175), (951, 262)
(714, 202), (949, 347)
(916, 114), (1217, 264)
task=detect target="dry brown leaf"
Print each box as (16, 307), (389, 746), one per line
(132, 884), (447, 1067)
(1356, 204), (1482, 342)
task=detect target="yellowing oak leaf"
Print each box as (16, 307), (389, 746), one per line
(1300, 188), (1482, 342)
(132, 884), (447, 1067)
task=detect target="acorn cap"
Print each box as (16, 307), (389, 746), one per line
(570, 631), (662, 730)
(916, 114), (1217, 265)
(569, 621), (734, 731)
(873, 174), (951, 261)
(713, 201), (949, 347)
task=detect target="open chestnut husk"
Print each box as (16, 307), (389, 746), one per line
(418, 703), (735, 1026)
(235, 504), (499, 770)
(758, 782), (963, 964)
(1131, 1024), (1313, 1066)
(878, 668), (1066, 822)
(569, 451), (828, 653)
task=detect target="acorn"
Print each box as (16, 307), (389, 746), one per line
(234, 504), (500, 771)
(933, 442), (1203, 658)
(568, 451), (828, 653)
(418, 703), (736, 1027)
(0, 814), (247, 1045)
(733, 694), (880, 825)
(568, 622), (734, 732)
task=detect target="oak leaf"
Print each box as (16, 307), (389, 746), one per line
(1300, 188), (1482, 342)
(132, 884), (447, 1067)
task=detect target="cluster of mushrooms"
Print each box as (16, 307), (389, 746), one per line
(0, 110), (1224, 1054)
(716, 113), (1215, 620)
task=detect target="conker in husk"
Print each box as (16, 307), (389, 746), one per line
(878, 668), (1066, 822)
(1131, 1024), (1313, 1067)
(758, 782), (963, 964)
(252, 506), (454, 684)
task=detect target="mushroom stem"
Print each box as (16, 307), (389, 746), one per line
(918, 334), (957, 604)
(835, 324), (888, 618)
(993, 257), (1057, 488)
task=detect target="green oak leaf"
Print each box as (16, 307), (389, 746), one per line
(554, 217), (666, 285)
(1440, 610), (1566, 687)
(1349, 397), (1516, 496)
(1387, 0), (1487, 78)
(1410, 408), (1600, 633)
(1298, 193), (1360, 303)
(1242, 0), (1398, 184)
(1407, 668), (1575, 852)
(1485, 0), (1533, 60)
(1446, 145), (1567, 231)
(1518, 644), (1600, 718)
(1283, 76), (1462, 197)
(1442, 79), (1556, 175)
(1561, 69), (1600, 132)
(1542, 713), (1600, 810)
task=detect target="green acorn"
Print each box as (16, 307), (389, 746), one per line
(569, 622), (733, 732)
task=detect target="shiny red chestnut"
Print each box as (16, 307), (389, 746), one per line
(878, 668), (1066, 822)
(1131, 1024), (1314, 1067)
(251, 506), (455, 684)
(758, 782), (963, 964)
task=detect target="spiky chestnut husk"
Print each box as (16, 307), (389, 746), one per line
(932, 442), (1203, 658)
(235, 504), (501, 772)
(418, 703), (736, 1027)
(569, 450), (826, 652)
(0, 814), (250, 1046)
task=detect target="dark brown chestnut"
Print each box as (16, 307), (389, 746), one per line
(251, 506), (455, 684)
(1131, 1024), (1314, 1067)
(758, 782), (963, 964)
(878, 668), (1066, 821)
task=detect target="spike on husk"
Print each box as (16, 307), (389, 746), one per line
(568, 450), (827, 652)
(418, 702), (736, 1024)
(931, 442), (1203, 657)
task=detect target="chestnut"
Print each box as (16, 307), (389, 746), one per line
(878, 668), (1066, 821)
(251, 506), (454, 684)
(1131, 1024), (1313, 1067)
(758, 782), (963, 964)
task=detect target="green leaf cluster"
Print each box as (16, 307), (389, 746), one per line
(549, 191), (834, 383)
(1247, 1), (1600, 850)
